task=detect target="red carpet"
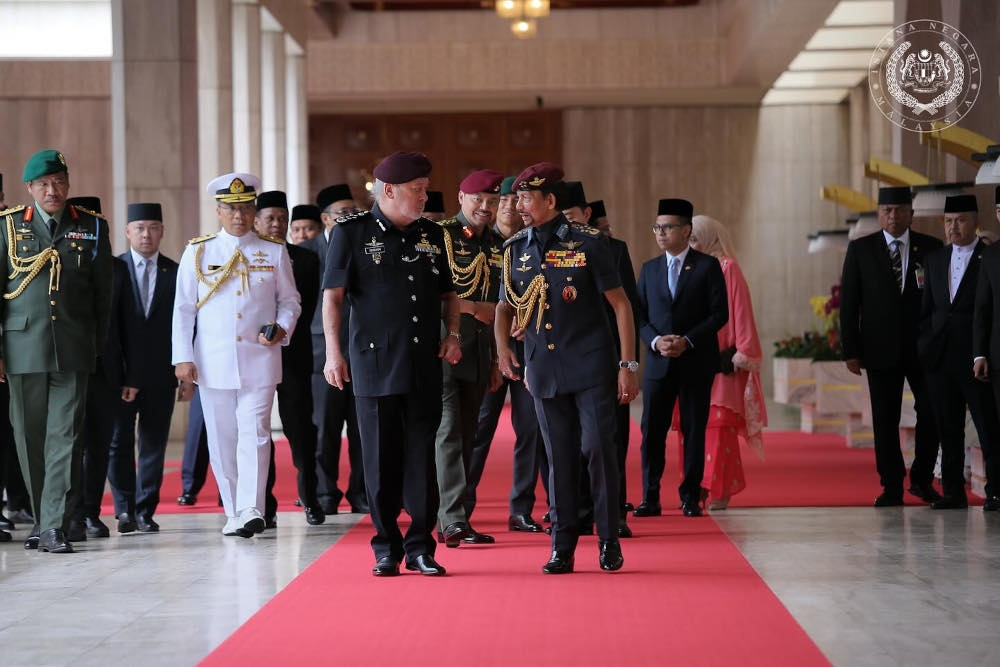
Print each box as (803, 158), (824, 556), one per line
(199, 412), (831, 666)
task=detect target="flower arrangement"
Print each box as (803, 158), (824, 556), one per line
(774, 284), (841, 360)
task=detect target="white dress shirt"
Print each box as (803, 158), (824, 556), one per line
(948, 239), (977, 303)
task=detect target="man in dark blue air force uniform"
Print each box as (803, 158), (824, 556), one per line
(495, 162), (639, 575)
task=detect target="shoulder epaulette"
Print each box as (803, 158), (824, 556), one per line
(0, 205), (26, 217)
(256, 233), (285, 244)
(71, 205), (106, 220)
(503, 227), (530, 248)
(188, 233), (216, 245)
(337, 210), (369, 225)
(569, 223), (601, 237)
(437, 216), (461, 228)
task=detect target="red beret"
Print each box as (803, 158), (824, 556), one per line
(373, 151), (432, 184)
(459, 169), (504, 195)
(513, 162), (564, 192)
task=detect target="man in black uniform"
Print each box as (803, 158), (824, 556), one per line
(468, 175), (546, 533)
(323, 152), (461, 577)
(840, 186), (942, 506)
(434, 169), (504, 547)
(423, 191), (446, 222)
(496, 162), (638, 574)
(254, 190), (325, 526)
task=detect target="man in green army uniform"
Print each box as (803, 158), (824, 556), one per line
(0, 150), (113, 553)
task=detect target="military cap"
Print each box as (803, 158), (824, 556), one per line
(373, 151), (432, 184)
(291, 204), (322, 222)
(943, 194), (977, 213)
(127, 202), (162, 222)
(513, 162), (564, 192)
(23, 149), (68, 182)
(459, 169), (504, 195)
(207, 172), (260, 204)
(68, 196), (102, 214)
(424, 190), (445, 214)
(877, 186), (912, 206)
(657, 198), (694, 218)
(588, 200), (607, 219)
(500, 176), (517, 196)
(563, 181), (588, 209)
(317, 183), (353, 210)
(256, 190), (288, 211)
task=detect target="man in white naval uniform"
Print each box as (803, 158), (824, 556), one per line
(172, 173), (301, 537)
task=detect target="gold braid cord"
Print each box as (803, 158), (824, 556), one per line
(4, 214), (61, 300)
(193, 244), (250, 309)
(443, 231), (489, 300)
(502, 246), (547, 333)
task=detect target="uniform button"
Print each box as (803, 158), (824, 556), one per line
(369, 342), (375, 349)
(545, 323), (552, 330)
(566, 276), (573, 282)
(412, 315), (419, 322)
(50, 300), (56, 306)
(411, 295), (417, 301)
(408, 275), (414, 282)
(70, 242), (77, 248)
(51, 315), (57, 321)
(236, 336), (242, 342)
(236, 313), (242, 319)
(413, 337), (419, 343)
(547, 343), (555, 350)
(540, 263), (547, 269)
(544, 304), (550, 310)
(22, 246), (28, 252)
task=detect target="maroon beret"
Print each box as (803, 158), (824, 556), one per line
(373, 151), (432, 184)
(513, 162), (565, 192)
(459, 169), (504, 195)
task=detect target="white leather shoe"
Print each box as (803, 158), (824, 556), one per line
(238, 508), (266, 535)
(222, 517), (241, 536)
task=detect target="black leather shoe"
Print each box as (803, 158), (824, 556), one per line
(136, 515), (160, 532)
(984, 495), (1000, 512)
(440, 521), (470, 548)
(405, 554), (447, 576)
(624, 502), (635, 513)
(542, 550), (575, 574)
(38, 528), (74, 553)
(264, 515), (277, 530)
(293, 498), (303, 507)
(874, 492), (904, 507)
(931, 495), (968, 509)
(462, 527), (495, 544)
(319, 498), (340, 515)
(372, 556), (400, 577)
(633, 501), (662, 517)
(117, 512), (138, 534)
(908, 483), (943, 504)
(0, 513), (13, 530)
(85, 516), (110, 538)
(617, 518), (633, 538)
(177, 492), (197, 506)
(349, 498), (370, 514)
(67, 519), (87, 542)
(541, 512), (551, 523)
(305, 506), (326, 525)
(599, 540), (624, 571)
(23, 524), (39, 550)
(0, 529), (10, 542)
(509, 514), (543, 532)
(681, 501), (703, 517)
(8, 509), (34, 524)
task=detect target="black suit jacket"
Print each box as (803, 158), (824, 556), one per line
(121, 251), (178, 390)
(918, 239), (987, 372)
(840, 229), (943, 370)
(99, 256), (130, 387)
(284, 243), (319, 376)
(636, 248), (728, 381)
(607, 237), (640, 355)
(302, 232), (349, 373)
(973, 243), (1000, 369)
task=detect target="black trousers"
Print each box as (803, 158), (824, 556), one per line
(865, 363), (938, 492)
(313, 373), (365, 509)
(0, 382), (31, 514)
(180, 388), (210, 496)
(467, 376), (543, 518)
(534, 384), (619, 551)
(72, 370), (116, 521)
(265, 371), (320, 511)
(639, 371), (713, 505)
(579, 401), (631, 524)
(355, 390), (441, 561)
(108, 385), (176, 518)
(926, 365), (1000, 498)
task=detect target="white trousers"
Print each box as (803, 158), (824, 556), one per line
(199, 385), (276, 518)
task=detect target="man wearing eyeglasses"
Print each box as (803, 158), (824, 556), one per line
(172, 172), (301, 538)
(303, 184), (367, 515)
(634, 198), (728, 519)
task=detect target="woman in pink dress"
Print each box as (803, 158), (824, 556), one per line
(689, 216), (767, 510)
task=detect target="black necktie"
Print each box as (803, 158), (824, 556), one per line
(889, 239), (902, 290)
(49, 216), (58, 237)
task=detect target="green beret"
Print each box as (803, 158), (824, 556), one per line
(23, 149), (68, 182)
(500, 176), (517, 196)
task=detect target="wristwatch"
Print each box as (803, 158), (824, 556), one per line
(618, 360), (639, 372)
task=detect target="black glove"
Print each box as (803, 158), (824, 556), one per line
(719, 346), (737, 375)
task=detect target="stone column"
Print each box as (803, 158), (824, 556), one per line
(110, 0), (199, 259)
(197, 0), (233, 234)
(231, 0), (262, 178)
(260, 13), (286, 192)
(285, 37), (308, 207)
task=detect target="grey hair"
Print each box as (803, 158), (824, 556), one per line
(371, 178), (387, 203)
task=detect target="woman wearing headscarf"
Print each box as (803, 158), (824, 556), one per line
(688, 215), (767, 509)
